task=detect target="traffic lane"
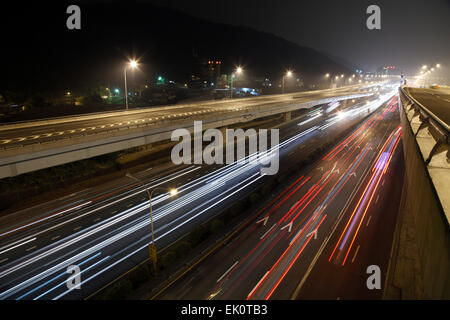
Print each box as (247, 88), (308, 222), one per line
(0, 166), (214, 292)
(157, 100), (397, 299)
(0, 164), (202, 260)
(159, 137), (373, 300)
(243, 119), (393, 300)
(158, 166), (328, 299)
(0, 89), (376, 242)
(0, 158), (266, 299)
(294, 139), (404, 299)
(0, 94), (368, 262)
(0, 94), (388, 298)
(0, 161), (194, 238)
(6, 164), (267, 299)
(159, 125), (381, 299)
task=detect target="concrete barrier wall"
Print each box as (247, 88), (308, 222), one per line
(385, 91), (450, 299)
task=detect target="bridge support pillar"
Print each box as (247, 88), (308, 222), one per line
(283, 111), (292, 121)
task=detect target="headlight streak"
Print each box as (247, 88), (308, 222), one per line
(221, 97), (397, 300)
(0, 202), (92, 238)
(297, 113), (322, 126)
(1, 118), (318, 299)
(328, 126), (402, 265)
(0, 165), (199, 242)
(224, 128), (376, 300)
(1, 88), (396, 300)
(15, 251), (103, 300)
(46, 173), (265, 300)
(0, 237), (37, 255)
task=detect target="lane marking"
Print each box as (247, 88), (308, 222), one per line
(260, 223), (276, 240)
(351, 245), (360, 263)
(216, 261), (239, 283)
(26, 246), (37, 252)
(0, 258), (8, 264)
(73, 226), (82, 231)
(248, 271), (269, 299)
(51, 235), (61, 241)
(366, 215), (372, 227)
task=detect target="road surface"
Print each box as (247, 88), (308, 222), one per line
(0, 86), (396, 299)
(157, 94), (403, 300)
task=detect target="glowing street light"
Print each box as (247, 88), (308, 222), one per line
(282, 70), (293, 94)
(124, 59), (138, 110)
(422, 65), (427, 70)
(436, 63), (441, 68)
(230, 66), (243, 99)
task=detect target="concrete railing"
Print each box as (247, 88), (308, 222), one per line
(384, 87), (449, 299)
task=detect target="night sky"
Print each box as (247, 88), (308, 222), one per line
(1, 0), (448, 95)
(148, 0), (450, 73)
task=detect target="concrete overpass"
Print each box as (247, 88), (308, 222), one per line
(0, 85), (379, 179)
(384, 86), (450, 299)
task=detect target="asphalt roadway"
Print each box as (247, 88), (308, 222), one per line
(405, 86), (450, 126)
(157, 94), (403, 300)
(0, 86), (397, 299)
(0, 85), (378, 149)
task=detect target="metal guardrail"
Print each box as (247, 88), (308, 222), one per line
(400, 86), (449, 137)
(400, 86), (449, 164)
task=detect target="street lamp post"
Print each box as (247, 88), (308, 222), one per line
(126, 173), (177, 273)
(230, 66), (243, 99)
(282, 70), (292, 94)
(124, 60), (138, 110)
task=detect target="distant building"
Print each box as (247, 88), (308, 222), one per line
(377, 65), (397, 75)
(190, 58), (223, 88)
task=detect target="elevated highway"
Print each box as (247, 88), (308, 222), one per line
(0, 85), (380, 179)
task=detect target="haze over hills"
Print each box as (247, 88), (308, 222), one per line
(1, 1), (353, 97)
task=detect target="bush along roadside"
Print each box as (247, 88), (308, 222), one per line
(93, 117), (366, 300)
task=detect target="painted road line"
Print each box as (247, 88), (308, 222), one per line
(260, 223), (277, 240)
(247, 271), (269, 298)
(351, 245), (360, 263)
(216, 261), (239, 283)
(366, 215), (372, 227)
